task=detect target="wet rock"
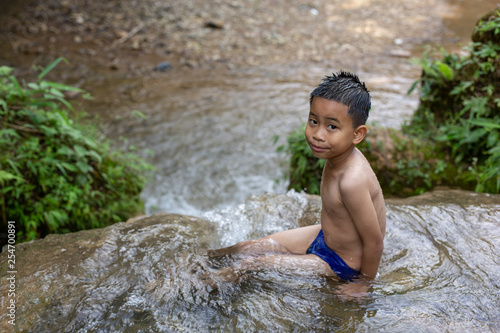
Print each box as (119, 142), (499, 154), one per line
(0, 213), (217, 332)
(154, 61), (172, 72)
(388, 49), (412, 58)
(204, 20), (225, 29)
(131, 38), (141, 50)
(297, 193), (322, 227)
(0, 190), (498, 331)
(109, 62), (120, 70)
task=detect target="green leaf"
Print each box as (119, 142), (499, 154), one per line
(132, 110), (148, 119)
(86, 150), (103, 164)
(54, 96), (75, 112)
(407, 80), (420, 95)
(42, 81), (85, 92)
(9, 75), (23, 97)
(44, 88), (65, 99)
(55, 163), (68, 176)
(37, 57), (67, 80)
(0, 170), (24, 183)
(76, 161), (93, 173)
(27, 82), (40, 90)
(61, 162), (78, 172)
(435, 61), (454, 80)
(0, 66), (14, 76)
(40, 125), (59, 136)
(469, 120), (500, 129)
(56, 145), (74, 156)
(26, 160), (38, 175)
(1, 186), (14, 194)
(0, 98), (7, 112)
(73, 145), (88, 157)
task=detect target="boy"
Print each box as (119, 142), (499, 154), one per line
(209, 71), (386, 292)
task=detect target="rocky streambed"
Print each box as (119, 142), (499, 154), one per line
(1, 190), (499, 332)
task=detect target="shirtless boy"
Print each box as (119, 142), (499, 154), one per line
(209, 71), (386, 288)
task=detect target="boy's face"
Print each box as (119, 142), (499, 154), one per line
(305, 97), (361, 162)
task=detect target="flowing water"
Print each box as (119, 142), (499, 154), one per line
(9, 190), (499, 332)
(81, 0), (499, 217)
(87, 61), (422, 217)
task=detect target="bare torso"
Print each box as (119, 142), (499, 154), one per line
(320, 148), (386, 271)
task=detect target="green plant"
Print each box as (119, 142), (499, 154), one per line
(405, 10), (500, 193)
(0, 58), (153, 243)
(276, 125), (325, 194)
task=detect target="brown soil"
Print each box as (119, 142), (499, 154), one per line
(1, 0), (451, 82)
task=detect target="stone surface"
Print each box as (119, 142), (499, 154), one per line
(1, 190), (499, 332)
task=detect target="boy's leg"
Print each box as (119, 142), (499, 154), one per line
(213, 252), (336, 282)
(208, 224), (322, 257)
(263, 224), (321, 254)
(207, 225), (328, 284)
(207, 238), (291, 257)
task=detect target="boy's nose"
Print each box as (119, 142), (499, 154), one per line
(312, 128), (325, 142)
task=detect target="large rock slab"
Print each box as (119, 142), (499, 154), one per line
(0, 190), (498, 332)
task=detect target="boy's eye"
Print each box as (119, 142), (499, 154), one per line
(309, 118), (317, 125)
(328, 124), (337, 130)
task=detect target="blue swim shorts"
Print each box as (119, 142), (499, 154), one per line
(306, 229), (360, 281)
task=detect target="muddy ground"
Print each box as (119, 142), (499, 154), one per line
(1, 0), (463, 82)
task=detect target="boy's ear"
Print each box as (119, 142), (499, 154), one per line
(352, 125), (367, 145)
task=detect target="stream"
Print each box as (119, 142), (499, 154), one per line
(88, 61), (421, 217)
(82, 0), (498, 217)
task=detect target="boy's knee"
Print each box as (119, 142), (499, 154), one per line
(236, 240), (263, 252)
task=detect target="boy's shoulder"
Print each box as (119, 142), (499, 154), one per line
(338, 149), (377, 190)
(347, 148), (373, 173)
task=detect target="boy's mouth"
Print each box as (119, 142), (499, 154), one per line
(309, 144), (328, 153)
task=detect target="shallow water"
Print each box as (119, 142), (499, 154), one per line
(86, 61), (422, 217)
(75, 0), (499, 217)
(7, 190), (498, 332)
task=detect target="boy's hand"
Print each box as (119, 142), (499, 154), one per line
(335, 281), (370, 302)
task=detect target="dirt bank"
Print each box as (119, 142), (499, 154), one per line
(1, 0), (454, 80)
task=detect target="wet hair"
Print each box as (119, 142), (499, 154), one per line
(310, 71), (371, 128)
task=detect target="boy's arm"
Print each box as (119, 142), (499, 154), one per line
(340, 178), (384, 279)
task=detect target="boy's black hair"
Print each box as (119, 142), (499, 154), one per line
(310, 71), (371, 128)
